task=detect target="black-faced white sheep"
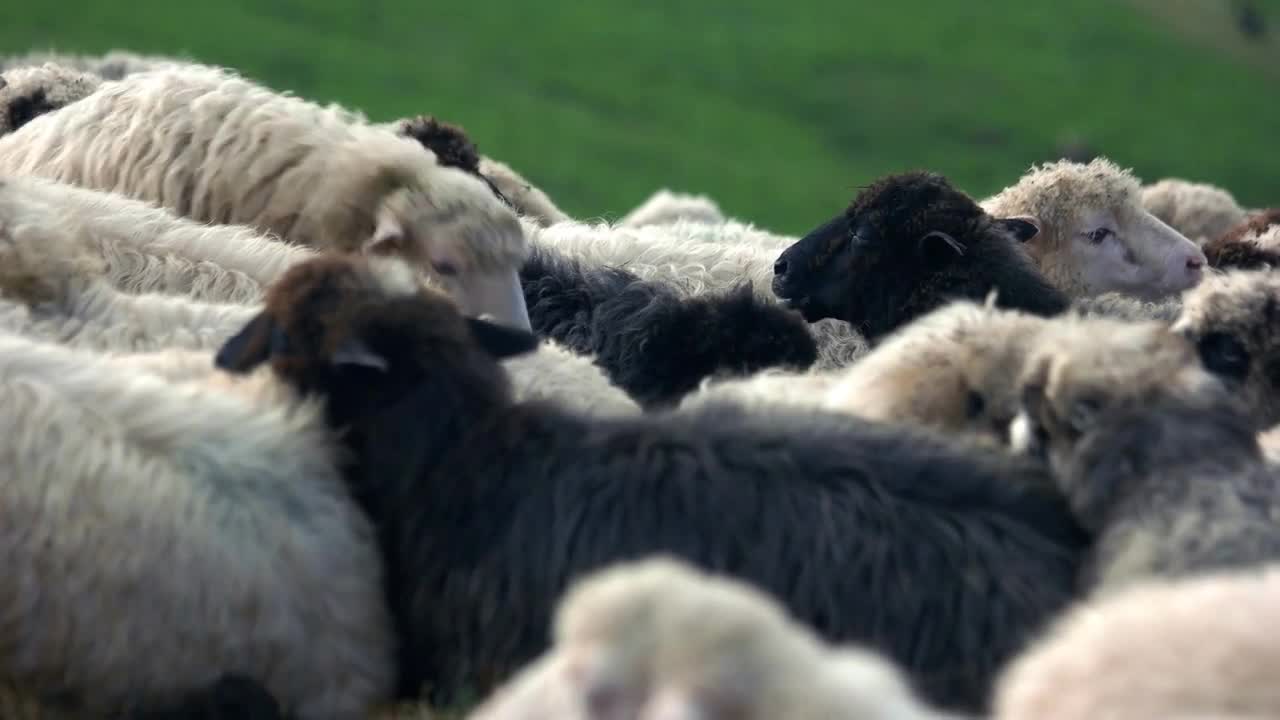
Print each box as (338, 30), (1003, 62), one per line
(772, 171), (1069, 340)
(0, 63), (100, 135)
(1203, 209), (1280, 270)
(1171, 265), (1280, 428)
(521, 245), (817, 408)
(213, 253), (1087, 713)
(994, 566), (1280, 720)
(0, 323), (396, 719)
(1012, 316), (1280, 595)
(472, 556), (958, 720)
(1139, 177), (1249, 246)
(0, 64), (533, 330)
(981, 159), (1206, 299)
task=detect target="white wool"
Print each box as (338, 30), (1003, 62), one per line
(480, 155), (572, 227)
(0, 64), (530, 328)
(504, 339), (639, 416)
(618, 188), (727, 228)
(0, 330), (394, 719)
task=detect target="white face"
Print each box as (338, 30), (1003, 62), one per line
(1069, 207), (1206, 299)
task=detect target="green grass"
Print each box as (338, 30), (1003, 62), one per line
(2, 0), (1277, 235)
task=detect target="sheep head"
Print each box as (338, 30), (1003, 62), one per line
(214, 253), (538, 427)
(1172, 264), (1280, 427)
(770, 171), (1052, 340)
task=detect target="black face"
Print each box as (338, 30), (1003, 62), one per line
(771, 212), (869, 324)
(1192, 330), (1252, 385)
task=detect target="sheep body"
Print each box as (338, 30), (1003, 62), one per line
(995, 567), (1280, 720)
(1140, 177), (1249, 246)
(214, 256), (1087, 713)
(0, 63), (101, 135)
(0, 330), (394, 719)
(1204, 216), (1280, 271)
(0, 49), (192, 79)
(0, 64), (531, 328)
(479, 156), (571, 227)
(618, 188), (727, 228)
(521, 245), (817, 408)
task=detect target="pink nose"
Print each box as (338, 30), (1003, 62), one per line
(1186, 254), (1205, 271)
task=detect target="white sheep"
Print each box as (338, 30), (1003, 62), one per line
(0, 48), (192, 79)
(981, 157), (1207, 300)
(618, 188), (727, 228)
(0, 328), (395, 719)
(0, 212), (637, 416)
(994, 565), (1280, 720)
(470, 556), (957, 720)
(1140, 177), (1249, 246)
(0, 63), (101, 135)
(0, 175), (308, 303)
(0, 63), (532, 330)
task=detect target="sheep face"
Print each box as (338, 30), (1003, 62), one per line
(213, 254), (539, 427)
(364, 173), (533, 332)
(1172, 269), (1280, 427)
(770, 171), (1044, 340)
(1060, 205), (1205, 299)
(1010, 318), (1222, 479)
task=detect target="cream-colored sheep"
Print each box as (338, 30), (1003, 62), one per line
(1172, 266), (1280, 428)
(0, 329), (395, 719)
(0, 175), (310, 303)
(480, 156), (572, 227)
(540, 556), (956, 720)
(0, 63), (101, 135)
(1141, 177), (1249, 246)
(618, 188), (727, 228)
(995, 566), (1280, 720)
(0, 64), (532, 330)
(982, 158), (1207, 299)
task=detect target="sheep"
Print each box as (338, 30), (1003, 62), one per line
(617, 188), (727, 228)
(994, 566), (1280, 720)
(1171, 267), (1280, 428)
(1261, 424), (1280, 466)
(0, 674), (292, 720)
(1012, 315), (1280, 595)
(0, 48), (192, 79)
(772, 171), (1070, 340)
(0, 216), (636, 415)
(479, 156), (572, 227)
(1203, 210), (1280, 270)
(521, 245), (817, 408)
(980, 158), (1206, 300)
(0, 174), (313, 303)
(0, 323), (396, 719)
(772, 171), (1196, 340)
(472, 556), (959, 720)
(0, 63), (101, 135)
(213, 252), (1087, 713)
(0, 63), (533, 330)
(1140, 176), (1249, 246)
(527, 218), (868, 368)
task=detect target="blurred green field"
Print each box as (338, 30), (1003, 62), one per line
(3, 0), (1277, 235)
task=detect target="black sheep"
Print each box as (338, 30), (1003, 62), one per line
(771, 171), (1069, 340)
(521, 245), (818, 408)
(215, 254), (1089, 714)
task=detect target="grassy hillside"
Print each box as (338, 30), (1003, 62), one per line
(2, 0), (1277, 235)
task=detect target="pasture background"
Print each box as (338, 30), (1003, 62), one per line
(4, 0), (1278, 235)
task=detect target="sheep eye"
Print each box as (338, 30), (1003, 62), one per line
(1085, 228), (1113, 244)
(965, 391), (986, 419)
(431, 260), (459, 277)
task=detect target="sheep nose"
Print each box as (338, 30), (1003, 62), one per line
(773, 258), (790, 278)
(1186, 254), (1205, 271)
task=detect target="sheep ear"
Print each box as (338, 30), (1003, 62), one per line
(467, 317), (539, 360)
(994, 216), (1041, 243)
(330, 336), (389, 373)
(918, 230), (965, 267)
(365, 215), (406, 256)
(215, 312), (276, 374)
